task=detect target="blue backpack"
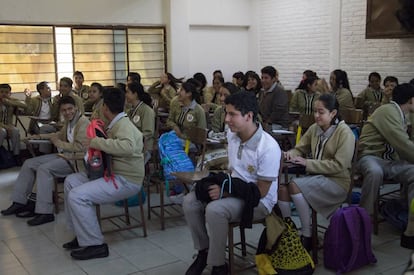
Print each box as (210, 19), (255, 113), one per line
(324, 206), (377, 274)
(158, 130), (195, 181)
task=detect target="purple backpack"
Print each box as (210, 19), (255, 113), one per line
(323, 206), (377, 274)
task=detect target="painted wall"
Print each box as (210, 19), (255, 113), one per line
(256, 0), (414, 94)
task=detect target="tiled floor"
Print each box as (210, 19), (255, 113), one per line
(0, 166), (412, 275)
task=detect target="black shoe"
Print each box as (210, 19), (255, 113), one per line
(211, 263), (228, 275)
(70, 244), (109, 260)
(1, 202), (26, 216)
(27, 214), (54, 226)
(63, 238), (80, 250)
(401, 233), (414, 249)
(301, 236), (313, 251)
(15, 200), (35, 218)
(185, 249), (208, 275)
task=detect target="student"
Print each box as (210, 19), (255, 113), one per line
(73, 71), (90, 104)
(279, 94), (355, 250)
(148, 72), (182, 111)
(290, 76), (320, 115)
(88, 82), (106, 122)
(126, 72), (141, 85)
(203, 76), (224, 112)
(25, 81), (55, 135)
(329, 69), (355, 111)
(0, 83), (25, 163)
(0, 96), (89, 226)
(381, 76), (399, 104)
(52, 77), (84, 121)
(63, 87), (145, 260)
(357, 84), (414, 249)
(183, 91), (280, 275)
(258, 66), (289, 130)
(193, 72), (209, 104)
(355, 72), (383, 110)
(125, 82), (155, 163)
(210, 82), (239, 133)
(296, 70), (317, 91)
(232, 71), (245, 89)
(166, 81), (206, 140)
(243, 71), (262, 98)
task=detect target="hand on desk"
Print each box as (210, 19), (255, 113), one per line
(284, 151), (307, 166)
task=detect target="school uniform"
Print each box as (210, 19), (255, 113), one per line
(289, 120), (355, 217)
(289, 89), (320, 114)
(258, 82), (289, 129)
(358, 102), (414, 214)
(64, 114), (144, 247)
(333, 88), (355, 111)
(183, 124), (280, 266)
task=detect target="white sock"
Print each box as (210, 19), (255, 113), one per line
(291, 193), (311, 237)
(278, 200), (291, 218)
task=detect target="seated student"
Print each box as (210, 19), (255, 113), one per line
(126, 71), (141, 85)
(296, 70), (317, 91)
(166, 81), (207, 140)
(73, 71), (91, 111)
(279, 94), (355, 250)
(25, 81), (56, 135)
(357, 83), (414, 249)
(148, 72), (182, 111)
(232, 71), (245, 89)
(202, 76), (224, 112)
(243, 71), (262, 99)
(381, 76), (399, 104)
(0, 83), (25, 163)
(52, 77), (84, 121)
(88, 82), (105, 122)
(290, 76), (320, 115)
(211, 82), (239, 133)
(355, 72), (383, 112)
(0, 96), (89, 225)
(183, 91), (281, 275)
(125, 82), (155, 163)
(62, 87), (145, 260)
(329, 69), (355, 111)
(258, 66), (289, 130)
(193, 72), (209, 104)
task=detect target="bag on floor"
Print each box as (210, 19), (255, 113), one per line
(256, 215), (315, 275)
(324, 206), (377, 274)
(0, 145), (16, 169)
(380, 199), (408, 232)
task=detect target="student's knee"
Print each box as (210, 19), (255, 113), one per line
(183, 192), (201, 214)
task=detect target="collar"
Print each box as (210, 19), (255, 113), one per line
(231, 123), (263, 150)
(263, 82), (277, 93)
(107, 112), (127, 130)
(182, 100), (197, 111)
(390, 101), (406, 126)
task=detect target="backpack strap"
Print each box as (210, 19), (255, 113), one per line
(340, 207), (362, 273)
(356, 207), (377, 264)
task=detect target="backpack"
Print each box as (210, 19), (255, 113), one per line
(158, 130), (194, 181)
(256, 214), (315, 275)
(324, 206), (377, 274)
(380, 199), (408, 232)
(0, 146), (16, 169)
(84, 119), (115, 186)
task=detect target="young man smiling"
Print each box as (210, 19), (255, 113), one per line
(1, 96), (89, 226)
(183, 91), (281, 275)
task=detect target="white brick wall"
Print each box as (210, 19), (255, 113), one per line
(257, 0), (414, 95)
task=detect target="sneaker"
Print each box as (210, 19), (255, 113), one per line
(185, 249), (208, 275)
(211, 263), (228, 275)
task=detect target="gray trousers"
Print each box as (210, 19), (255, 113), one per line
(357, 155), (414, 214)
(11, 154), (73, 214)
(182, 191), (269, 266)
(0, 126), (20, 155)
(64, 172), (141, 247)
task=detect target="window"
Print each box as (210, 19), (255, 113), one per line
(0, 25), (166, 92)
(0, 25), (56, 91)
